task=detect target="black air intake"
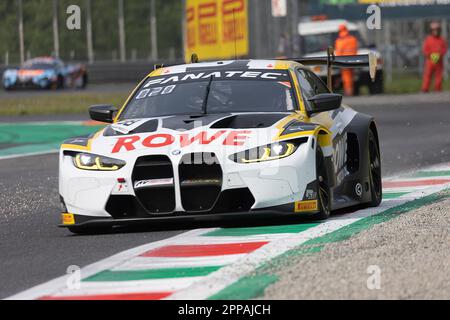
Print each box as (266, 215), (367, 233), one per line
(179, 153), (222, 212)
(132, 155), (175, 213)
(212, 188), (255, 213)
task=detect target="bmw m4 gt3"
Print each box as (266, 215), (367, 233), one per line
(59, 57), (381, 234)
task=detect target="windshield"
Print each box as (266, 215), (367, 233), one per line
(22, 60), (56, 70)
(301, 31), (366, 55)
(120, 69), (296, 120)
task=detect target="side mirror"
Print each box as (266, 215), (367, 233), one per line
(307, 93), (342, 117)
(89, 105), (118, 123)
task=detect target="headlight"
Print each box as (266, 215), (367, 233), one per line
(72, 153), (126, 171)
(229, 138), (308, 164)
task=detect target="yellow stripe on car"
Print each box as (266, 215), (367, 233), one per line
(114, 77), (148, 122)
(61, 129), (104, 152)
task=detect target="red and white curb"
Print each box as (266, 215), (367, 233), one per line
(7, 163), (450, 300)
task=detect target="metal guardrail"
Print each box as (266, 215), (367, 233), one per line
(0, 60), (184, 84)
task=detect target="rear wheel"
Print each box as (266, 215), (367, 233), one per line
(57, 76), (65, 89)
(312, 148), (331, 220)
(368, 130), (382, 206)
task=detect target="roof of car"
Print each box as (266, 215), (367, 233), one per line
(149, 59), (298, 77)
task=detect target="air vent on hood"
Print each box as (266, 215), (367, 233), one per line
(132, 155), (175, 214)
(161, 114), (230, 131)
(210, 114), (288, 129)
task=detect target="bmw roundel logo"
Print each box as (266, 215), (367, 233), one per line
(172, 149), (181, 156)
(355, 183), (363, 198)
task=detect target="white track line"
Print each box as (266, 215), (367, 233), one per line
(48, 277), (203, 298)
(0, 120), (94, 161)
(112, 255), (245, 271)
(171, 234), (294, 244)
(6, 164), (450, 300)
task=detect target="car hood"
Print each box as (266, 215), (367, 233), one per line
(79, 112), (316, 160)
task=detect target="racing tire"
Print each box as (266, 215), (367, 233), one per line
(81, 74), (88, 89)
(367, 129), (382, 207)
(68, 226), (112, 235)
(312, 147), (331, 220)
(49, 81), (58, 90)
(57, 76), (65, 90)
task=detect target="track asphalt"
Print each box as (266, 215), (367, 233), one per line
(0, 93), (449, 299)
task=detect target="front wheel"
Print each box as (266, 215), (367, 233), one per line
(311, 148), (331, 220)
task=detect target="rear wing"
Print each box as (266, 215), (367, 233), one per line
(287, 47), (377, 92)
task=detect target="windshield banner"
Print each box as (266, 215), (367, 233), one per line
(143, 70), (290, 88)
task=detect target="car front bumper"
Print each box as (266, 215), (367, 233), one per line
(59, 203), (320, 229)
(3, 77), (54, 89)
(59, 138), (319, 225)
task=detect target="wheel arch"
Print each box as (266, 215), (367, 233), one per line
(344, 113), (380, 203)
(315, 128), (335, 188)
(369, 121), (380, 150)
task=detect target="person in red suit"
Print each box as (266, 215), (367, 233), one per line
(422, 22), (448, 92)
(335, 24), (358, 96)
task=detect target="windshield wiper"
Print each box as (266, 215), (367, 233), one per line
(201, 75), (214, 115)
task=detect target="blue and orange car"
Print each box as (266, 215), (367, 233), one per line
(2, 57), (88, 90)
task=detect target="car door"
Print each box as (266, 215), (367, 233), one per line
(295, 67), (352, 186)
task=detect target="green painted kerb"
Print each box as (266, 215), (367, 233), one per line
(383, 192), (410, 199)
(304, 191), (449, 247)
(83, 266), (222, 282)
(410, 170), (450, 178)
(208, 275), (278, 300)
(0, 123), (103, 157)
(203, 222), (320, 237)
(210, 190), (450, 300)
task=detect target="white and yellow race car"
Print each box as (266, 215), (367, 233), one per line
(59, 54), (382, 234)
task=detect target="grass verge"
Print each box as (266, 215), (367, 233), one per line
(0, 92), (126, 116)
(384, 72), (449, 95)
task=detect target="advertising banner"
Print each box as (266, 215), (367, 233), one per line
(185, 0), (249, 62)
